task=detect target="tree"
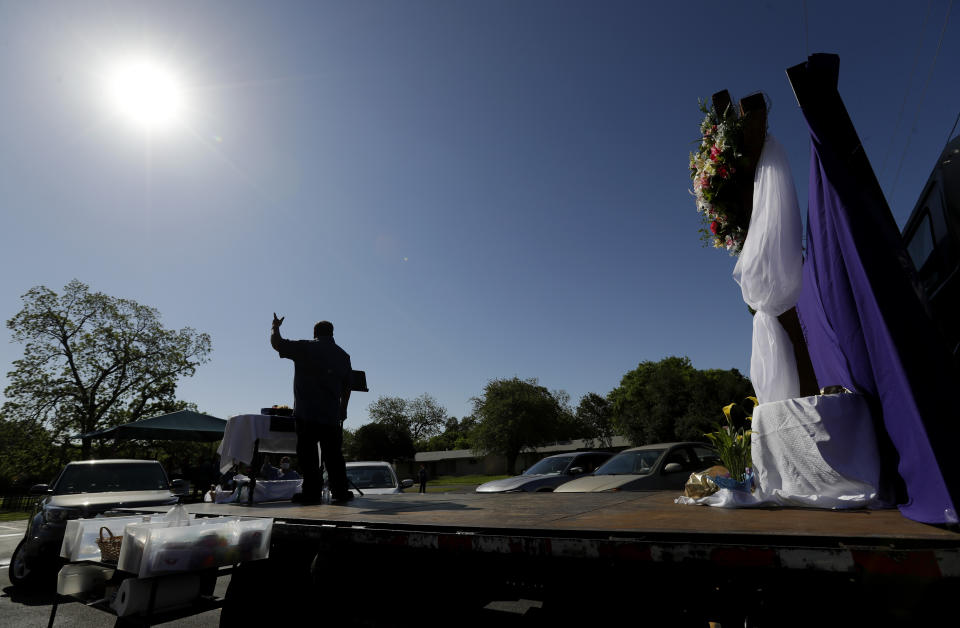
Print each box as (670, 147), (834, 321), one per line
(0, 417), (66, 491)
(470, 377), (571, 475)
(367, 393), (447, 444)
(407, 393), (447, 442)
(366, 396), (409, 431)
(349, 422), (415, 463)
(418, 416), (479, 452)
(575, 392), (616, 448)
(609, 356), (754, 445)
(2, 281), (212, 459)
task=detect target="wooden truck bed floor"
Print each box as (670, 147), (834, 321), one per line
(136, 490), (959, 545)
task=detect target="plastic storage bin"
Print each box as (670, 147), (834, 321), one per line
(56, 563), (113, 596)
(138, 517), (272, 578)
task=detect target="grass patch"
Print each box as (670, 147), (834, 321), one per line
(0, 511), (30, 522)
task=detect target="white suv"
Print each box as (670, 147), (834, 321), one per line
(345, 461), (414, 495)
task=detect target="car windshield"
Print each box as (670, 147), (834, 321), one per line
(346, 466), (396, 489)
(595, 450), (665, 475)
(53, 463), (169, 494)
(523, 456), (574, 475)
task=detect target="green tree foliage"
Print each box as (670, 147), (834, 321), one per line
(407, 393), (447, 442)
(609, 356), (754, 445)
(2, 280), (212, 459)
(367, 393), (447, 444)
(575, 392), (616, 448)
(348, 422), (415, 463)
(0, 417), (68, 491)
(366, 396), (408, 430)
(418, 416), (479, 452)
(470, 377), (572, 475)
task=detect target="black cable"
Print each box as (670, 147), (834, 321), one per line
(880, 0), (934, 180)
(891, 0), (954, 200)
(802, 0), (809, 59)
(944, 110), (960, 148)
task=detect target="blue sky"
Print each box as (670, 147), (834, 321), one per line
(1, 1), (957, 431)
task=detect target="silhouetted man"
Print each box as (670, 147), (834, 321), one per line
(271, 313), (353, 504)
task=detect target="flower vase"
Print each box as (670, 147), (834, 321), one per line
(712, 470), (754, 493)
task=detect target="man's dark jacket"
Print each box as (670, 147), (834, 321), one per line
(271, 331), (351, 425)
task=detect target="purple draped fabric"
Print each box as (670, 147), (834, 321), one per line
(793, 54), (959, 524)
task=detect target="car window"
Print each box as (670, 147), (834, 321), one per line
(53, 463), (169, 494)
(523, 456), (575, 475)
(595, 450), (664, 475)
(663, 448), (695, 470)
(572, 453), (610, 473)
(692, 446), (720, 467)
(346, 466), (397, 489)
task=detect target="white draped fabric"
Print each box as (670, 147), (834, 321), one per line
(217, 414), (302, 473)
(732, 134), (804, 404)
(215, 479), (303, 503)
(676, 393), (887, 509)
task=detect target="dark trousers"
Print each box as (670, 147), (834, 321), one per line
(295, 418), (349, 499)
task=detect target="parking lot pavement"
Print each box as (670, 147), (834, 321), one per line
(0, 518), (227, 627)
(0, 520), (29, 569)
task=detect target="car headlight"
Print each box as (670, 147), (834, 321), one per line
(43, 505), (83, 523)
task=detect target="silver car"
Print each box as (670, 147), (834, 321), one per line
(476, 451), (613, 493)
(9, 459), (178, 587)
(553, 442), (719, 492)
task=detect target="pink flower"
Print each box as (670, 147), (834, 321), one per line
(719, 166), (729, 179)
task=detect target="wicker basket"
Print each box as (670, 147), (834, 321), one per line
(96, 526), (123, 563)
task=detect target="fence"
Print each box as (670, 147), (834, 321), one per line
(0, 495), (37, 512)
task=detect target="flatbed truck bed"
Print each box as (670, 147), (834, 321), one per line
(132, 492), (960, 626)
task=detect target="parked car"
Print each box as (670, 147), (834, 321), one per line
(345, 461), (414, 495)
(553, 442), (720, 493)
(475, 451), (613, 493)
(9, 459), (179, 587)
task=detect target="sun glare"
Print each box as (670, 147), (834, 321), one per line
(106, 56), (185, 131)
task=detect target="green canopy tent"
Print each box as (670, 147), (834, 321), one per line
(80, 410), (226, 443)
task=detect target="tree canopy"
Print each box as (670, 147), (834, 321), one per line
(2, 280), (211, 458)
(417, 416), (479, 452)
(0, 417), (66, 492)
(575, 392), (616, 448)
(609, 356), (754, 445)
(347, 421), (415, 463)
(367, 393), (447, 444)
(470, 377), (573, 475)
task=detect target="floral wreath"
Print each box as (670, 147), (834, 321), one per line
(689, 99), (751, 255)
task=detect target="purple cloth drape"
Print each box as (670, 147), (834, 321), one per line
(794, 54), (959, 524)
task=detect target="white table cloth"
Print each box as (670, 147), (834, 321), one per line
(217, 414), (301, 473)
(214, 479), (303, 504)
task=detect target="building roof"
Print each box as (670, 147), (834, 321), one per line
(414, 436), (631, 462)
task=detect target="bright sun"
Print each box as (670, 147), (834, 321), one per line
(106, 57), (184, 131)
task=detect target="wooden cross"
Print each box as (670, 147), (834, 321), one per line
(712, 89), (819, 397)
